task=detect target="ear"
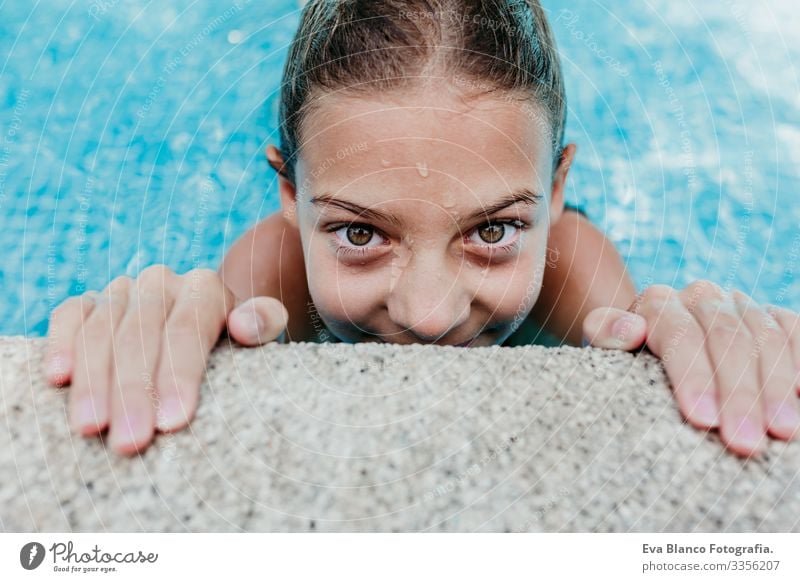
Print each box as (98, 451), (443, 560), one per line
(266, 145), (299, 228)
(549, 143), (577, 226)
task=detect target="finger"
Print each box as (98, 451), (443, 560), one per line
(735, 293), (800, 440)
(635, 285), (720, 430)
(154, 269), (233, 433)
(108, 266), (178, 455)
(689, 285), (764, 457)
(227, 297), (289, 346)
(69, 278), (132, 436)
(764, 304), (800, 395)
(44, 293), (98, 387)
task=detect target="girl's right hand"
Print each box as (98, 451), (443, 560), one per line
(43, 265), (289, 455)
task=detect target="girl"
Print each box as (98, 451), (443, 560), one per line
(44, 0), (800, 459)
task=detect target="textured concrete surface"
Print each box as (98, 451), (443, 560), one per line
(1, 336), (798, 532)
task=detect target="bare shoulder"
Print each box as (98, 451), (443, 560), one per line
(218, 210), (317, 341)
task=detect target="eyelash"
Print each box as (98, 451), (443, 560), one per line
(326, 219), (532, 258)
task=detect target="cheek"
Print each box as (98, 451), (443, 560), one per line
(304, 249), (385, 327)
(478, 248), (547, 320)
(298, 214), (384, 333)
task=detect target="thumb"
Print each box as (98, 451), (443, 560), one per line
(582, 307), (646, 350)
(227, 296), (289, 346)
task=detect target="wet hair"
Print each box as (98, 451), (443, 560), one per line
(275, 0), (566, 185)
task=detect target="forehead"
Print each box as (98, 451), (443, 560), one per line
(296, 86), (553, 198)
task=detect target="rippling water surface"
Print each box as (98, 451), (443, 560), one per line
(0, 0), (797, 336)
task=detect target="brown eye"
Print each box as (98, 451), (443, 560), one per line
(468, 220), (527, 251)
(330, 223), (386, 255)
(477, 223), (505, 244)
(346, 225), (374, 246)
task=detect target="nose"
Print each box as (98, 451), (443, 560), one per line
(385, 249), (471, 342)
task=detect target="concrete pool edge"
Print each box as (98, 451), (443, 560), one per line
(1, 336), (798, 532)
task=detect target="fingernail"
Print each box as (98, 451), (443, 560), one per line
(690, 393), (719, 426)
(734, 418), (764, 450)
(267, 302), (290, 329)
(611, 314), (641, 341)
(237, 310), (264, 339)
(156, 397), (188, 432)
(110, 414), (146, 451)
(74, 398), (101, 434)
(47, 352), (70, 381)
(767, 402), (800, 436)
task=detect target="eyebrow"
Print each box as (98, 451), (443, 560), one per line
(309, 188), (544, 227)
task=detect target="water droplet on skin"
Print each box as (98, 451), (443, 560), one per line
(416, 162), (429, 178)
(381, 159), (392, 168)
(442, 191), (455, 208)
(227, 30), (245, 44)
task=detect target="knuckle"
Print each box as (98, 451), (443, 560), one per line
(189, 268), (222, 285)
(134, 270), (172, 306)
(712, 312), (744, 330)
(110, 275), (134, 289)
(185, 268), (224, 294)
(764, 303), (795, 322)
(712, 308), (745, 327)
(731, 289), (757, 310)
(78, 291), (100, 306)
(167, 308), (201, 331)
(683, 280), (725, 304)
(730, 288), (750, 301)
(137, 265), (170, 287)
(163, 324), (213, 357)
(80, 301), (126, 338)
(682, 328), (707, 350)
(662, 320), (701, 350)
(757, 328), (785, 347)
(184, 269), (228, 305)
(707, 320), (748, 343)
(187, 288), (227, 314)
(78, 316), (110, 343)
(756, 312), (783, 334)
(641, 284), (676, 311)
(141, 264), (173, 277)
(113, 323), (144, 350)
(694, 300), (730, 319)
(165, 309), (215, 340)
(101, 278), (133, 303)
(130, 290), (166, 308)
(49, 296), (80, 322)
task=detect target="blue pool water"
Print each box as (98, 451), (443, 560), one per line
(1, 0), (798, 337)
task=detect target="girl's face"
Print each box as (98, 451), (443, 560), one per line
(272, 85), (575, 347)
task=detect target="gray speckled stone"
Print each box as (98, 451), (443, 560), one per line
(0, 336), (798, 532)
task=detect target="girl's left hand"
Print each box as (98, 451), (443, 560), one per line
(581, 280), (800, 457)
